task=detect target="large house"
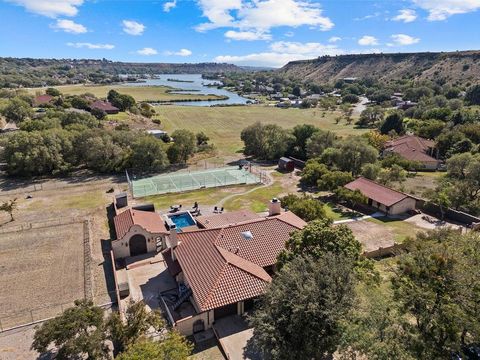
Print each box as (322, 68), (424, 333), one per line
(160, 201), (306, 335)
(383, 135), (440, 170)
(344, 177), (417, 215)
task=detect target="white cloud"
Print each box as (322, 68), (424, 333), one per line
(354, 12), (381, 21)
(195, 0), (333, 33)
(52, 19), (87, 34)
(388, 34), (420, 46)
(214, 40), (343, 67)
(224, 30), (271, 41)
(392, 9), (417, 22)
(67, 42), (114, 49)
(122, 20), (145, 36)
(163, 0), (177, 12)
(328, 36), (342, 43)
(413, 0), (480, 21)
(137, 47), (158, 55)
(6, 0), (84, 18)
(358, 35), (379, 46)
(165, 48), (193, 56)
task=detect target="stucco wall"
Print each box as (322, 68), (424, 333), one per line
(390, 197), (417, 215)
(174, 310), (214, 336)
(112, 224), (166, 259)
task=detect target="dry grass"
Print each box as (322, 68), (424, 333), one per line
(26, 84), (224, 102)
(157, 105), (367, 155)
(0, 222), (86, 329)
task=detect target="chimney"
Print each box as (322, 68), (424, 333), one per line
(268, 198), (281, 216)
(169, 225), (178, 249)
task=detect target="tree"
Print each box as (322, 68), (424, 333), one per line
(117, 336), (192, 360)
(241, 122), (292, 161)
(195, 131), (209, 146)
(317, 170), (354, 191)
(277, 218), (362, 269)
(380, 112), (404, 135)
(465, 84), (480, 105)
(167, 129), (196, 164)
(107, 300), (166, 352)
(1, 97), (33, 123)
(342, 94), (359, 104)
(250, 255), (356, 360)
(288, 124), (319, 160)
(425, 188), (451, 220)
(107, 89), (136, 111)
(129, 136), (169, 172)
(279, 194), (326, 222)
(334, 187), (367, 208)
(333, 137), (378, 176)
(361, 163), (381, 180)
(358, 106), (384, 128)
(391, 230), (480, 358)
(300, 159), (328, 187)
(45, 87), (61, 96)
(0, 198), (17, 221)
(305, 129), (336, 158)
(32, 299), (108, 359)
(377, 165), (407, 186)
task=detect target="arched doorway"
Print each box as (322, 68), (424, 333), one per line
(129, 234), (147, 257)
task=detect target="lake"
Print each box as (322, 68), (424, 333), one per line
(121, 74), (249, 107)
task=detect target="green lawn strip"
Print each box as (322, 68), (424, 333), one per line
(27, 85), (223, 102)
(366, 216), (423, 243)
(223, 181), (285, 212)
(141, 185), (258, 210)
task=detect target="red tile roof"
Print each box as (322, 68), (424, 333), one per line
(384, 135), (438, 163)
(90, 100), (119, 112)
(113, 208), (167, 239)
(344, 177), (411, 207)
(172, 212), (305, 311)
(196, 210), (260, 229)
(34, 94), (53, 105)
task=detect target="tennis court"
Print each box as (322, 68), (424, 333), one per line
(130, 166), (262, 198)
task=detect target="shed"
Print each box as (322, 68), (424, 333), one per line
(344, 177), (417, 215)
(278, 157), (295, 172)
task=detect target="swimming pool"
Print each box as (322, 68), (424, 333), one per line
(169, 212), (196, 231)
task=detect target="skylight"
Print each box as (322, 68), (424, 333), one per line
(241, 231), (253, 240)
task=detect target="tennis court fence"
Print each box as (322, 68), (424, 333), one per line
(127, 161), (266, 198)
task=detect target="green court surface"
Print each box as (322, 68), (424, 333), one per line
(130, 167), (262, 198)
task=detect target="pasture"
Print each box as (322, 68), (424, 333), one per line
(26, 84), (224, 102)
(156, 105), (367, 155)
(0, 221), (87, 330)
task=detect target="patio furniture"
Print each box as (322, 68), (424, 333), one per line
(170, 204), (181, 212)
(213, 206), (218, 213)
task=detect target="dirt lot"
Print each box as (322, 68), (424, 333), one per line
(345, 220), (395, 253)
(0, 221), (86, 329)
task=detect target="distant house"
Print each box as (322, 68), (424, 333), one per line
(396, 100), (417, 110)
(383, 135), (440, 170)
(1, 121), (19, 133)
(90, 100), (119, 114)
(34, 94), (54, 106)
(146, 129), (168, 140)
(344, 177), (417, 215)
(342, 77), (358, 83)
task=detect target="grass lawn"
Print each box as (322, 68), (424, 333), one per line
(140, 184), (258, 210)
(395, 171), (444, 197)
(156, 105), (368, 155)
(223, 181), (286, 213)
(323, 202), (362, 221)
(367, 216), (423, 243)
(26, 84), (224, 102)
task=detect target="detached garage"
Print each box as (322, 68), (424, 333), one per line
(344, 177), (417, 215)
(278, 157), (295, 172)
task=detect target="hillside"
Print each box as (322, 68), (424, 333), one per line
(278, 51), (480, 85)
(0, 57), (243, 88)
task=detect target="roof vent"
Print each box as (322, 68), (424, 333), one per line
(241, 231), (253, 240)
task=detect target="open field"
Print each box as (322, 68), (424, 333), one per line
(396, 171), (444, 197)
(367, 216), (424, 243)
(26, 84), (225, 102)
(157, 105), (367, 155)
(0, 221), (86, 330)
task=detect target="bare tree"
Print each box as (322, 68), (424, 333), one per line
(0, 198), (17, 221)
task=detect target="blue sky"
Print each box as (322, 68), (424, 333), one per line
(0, 0), (479, 67)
